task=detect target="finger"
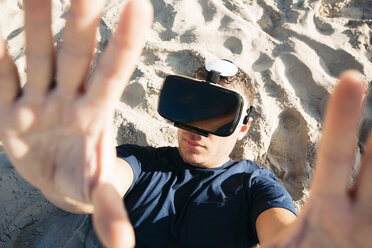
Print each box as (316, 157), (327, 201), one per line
(312, 71), (367, 195)
(92, 183), (135, 248)
(0, 34), (20, 106)
(86, 0), (153, 109)
(24, 0), (55, 96)
(355, 132), (372, 207)
(56, 0), (104, 96)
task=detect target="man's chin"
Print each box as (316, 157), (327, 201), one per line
(184, 158), (205, 168)
(179, 149), (205, 167)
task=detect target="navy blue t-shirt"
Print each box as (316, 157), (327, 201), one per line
(117, 144), (296, 248)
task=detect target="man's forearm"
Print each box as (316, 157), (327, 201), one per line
(256, 208), (297, 247)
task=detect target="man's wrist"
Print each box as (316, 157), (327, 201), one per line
(42, 190), (95, 214)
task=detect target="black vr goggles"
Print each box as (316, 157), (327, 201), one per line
(157, 60), (253, 137)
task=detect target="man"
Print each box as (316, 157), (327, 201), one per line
(0, 0), (370, 248)
(115, 62), (297, 247)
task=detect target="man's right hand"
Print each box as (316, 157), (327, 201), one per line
(0, 0), (153, 247)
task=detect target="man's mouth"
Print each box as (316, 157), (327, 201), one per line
(185, 139), (205, 148)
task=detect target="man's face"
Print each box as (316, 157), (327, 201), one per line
(177, 127), (244, 168)
(177, 73), (251, 168)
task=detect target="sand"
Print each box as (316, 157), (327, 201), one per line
(0, 0), (371, 246)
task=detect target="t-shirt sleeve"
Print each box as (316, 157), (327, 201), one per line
(248, 168), (297, 241)
(116, 144), (151, 195)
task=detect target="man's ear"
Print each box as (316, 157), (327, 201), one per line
(237, 118), (252, 141)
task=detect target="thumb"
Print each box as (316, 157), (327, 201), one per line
(92, 183), (135, 248)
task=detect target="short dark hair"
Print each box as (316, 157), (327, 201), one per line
(193, 66), (255, 107)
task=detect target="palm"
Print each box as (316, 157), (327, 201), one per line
(295, 193), (371, 248)
(1, 96), (111, 202)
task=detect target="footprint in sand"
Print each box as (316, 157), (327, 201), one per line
(218, 15), (243, 54)
(224, 36), (243, 54)
(219, 15), (234, 31)
(252, 53), (274, 72)
(180, 29), (197, 44)
(256, 0), (282, 36)
(150, 0), (177, 41)
(116, 120), (148, 146)
(313, 15), (334, 34)
(141, 48), (161, 66)
(121, 79), (147, 108)
(165, 49), (205, 76)
(293, 33), (364, 77)
(319, 0), (372, 19)
(197, 0), (217, 23)
(266, 109), (308, 201)
(281, 53), (329, 119)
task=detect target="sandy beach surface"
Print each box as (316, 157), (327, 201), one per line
(0, 0), (371, 247)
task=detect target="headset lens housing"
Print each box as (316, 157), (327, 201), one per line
(158, 75), (245, 137)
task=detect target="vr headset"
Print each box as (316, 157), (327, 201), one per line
(158, 60), (253, 137)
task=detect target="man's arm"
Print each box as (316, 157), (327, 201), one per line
(257, 71), (371, 248)
(256, 208), (296, 246)
(0, 0), (153, 247)
(42, 157), (134, 214)
(253, 71), (371, 248)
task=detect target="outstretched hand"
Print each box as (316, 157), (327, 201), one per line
(0, 0), (153, 247)
(263, 71), (371, 248)
(1, 0), (371, 247)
